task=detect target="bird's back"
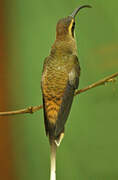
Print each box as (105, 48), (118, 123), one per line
(41, 50), (80, 142)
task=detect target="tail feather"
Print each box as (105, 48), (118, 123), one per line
(49, 132), (64, 180)
(55, 132), (64, 147)
(50, 140), (57, 180)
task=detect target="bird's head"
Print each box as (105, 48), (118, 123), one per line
(56, 5), (92, 40)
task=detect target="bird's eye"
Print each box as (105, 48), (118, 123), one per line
(71, 22), (75, 37)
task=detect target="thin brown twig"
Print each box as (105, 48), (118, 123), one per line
(0, 105), (43, 116)
(0, 72), (117, 116)
(75, 72), (118, 95)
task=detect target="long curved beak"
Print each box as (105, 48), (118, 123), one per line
(71, 5), (92, 18)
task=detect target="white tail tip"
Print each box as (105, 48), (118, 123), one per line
(55, 132), (64, 147)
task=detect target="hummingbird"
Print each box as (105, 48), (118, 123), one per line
(41, 5), (91, 180)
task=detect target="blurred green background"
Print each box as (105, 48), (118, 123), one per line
(4, 0), (118, 179)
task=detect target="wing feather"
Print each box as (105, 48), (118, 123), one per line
(54, 55), (80, 137)
(42, 55), (80, 139)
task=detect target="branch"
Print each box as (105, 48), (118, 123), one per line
(0, 72), (118, 116)
(75, 72), (118, 95)
(0, 105), (43, 116)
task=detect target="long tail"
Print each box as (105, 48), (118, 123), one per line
(50, 141), (57, 180)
